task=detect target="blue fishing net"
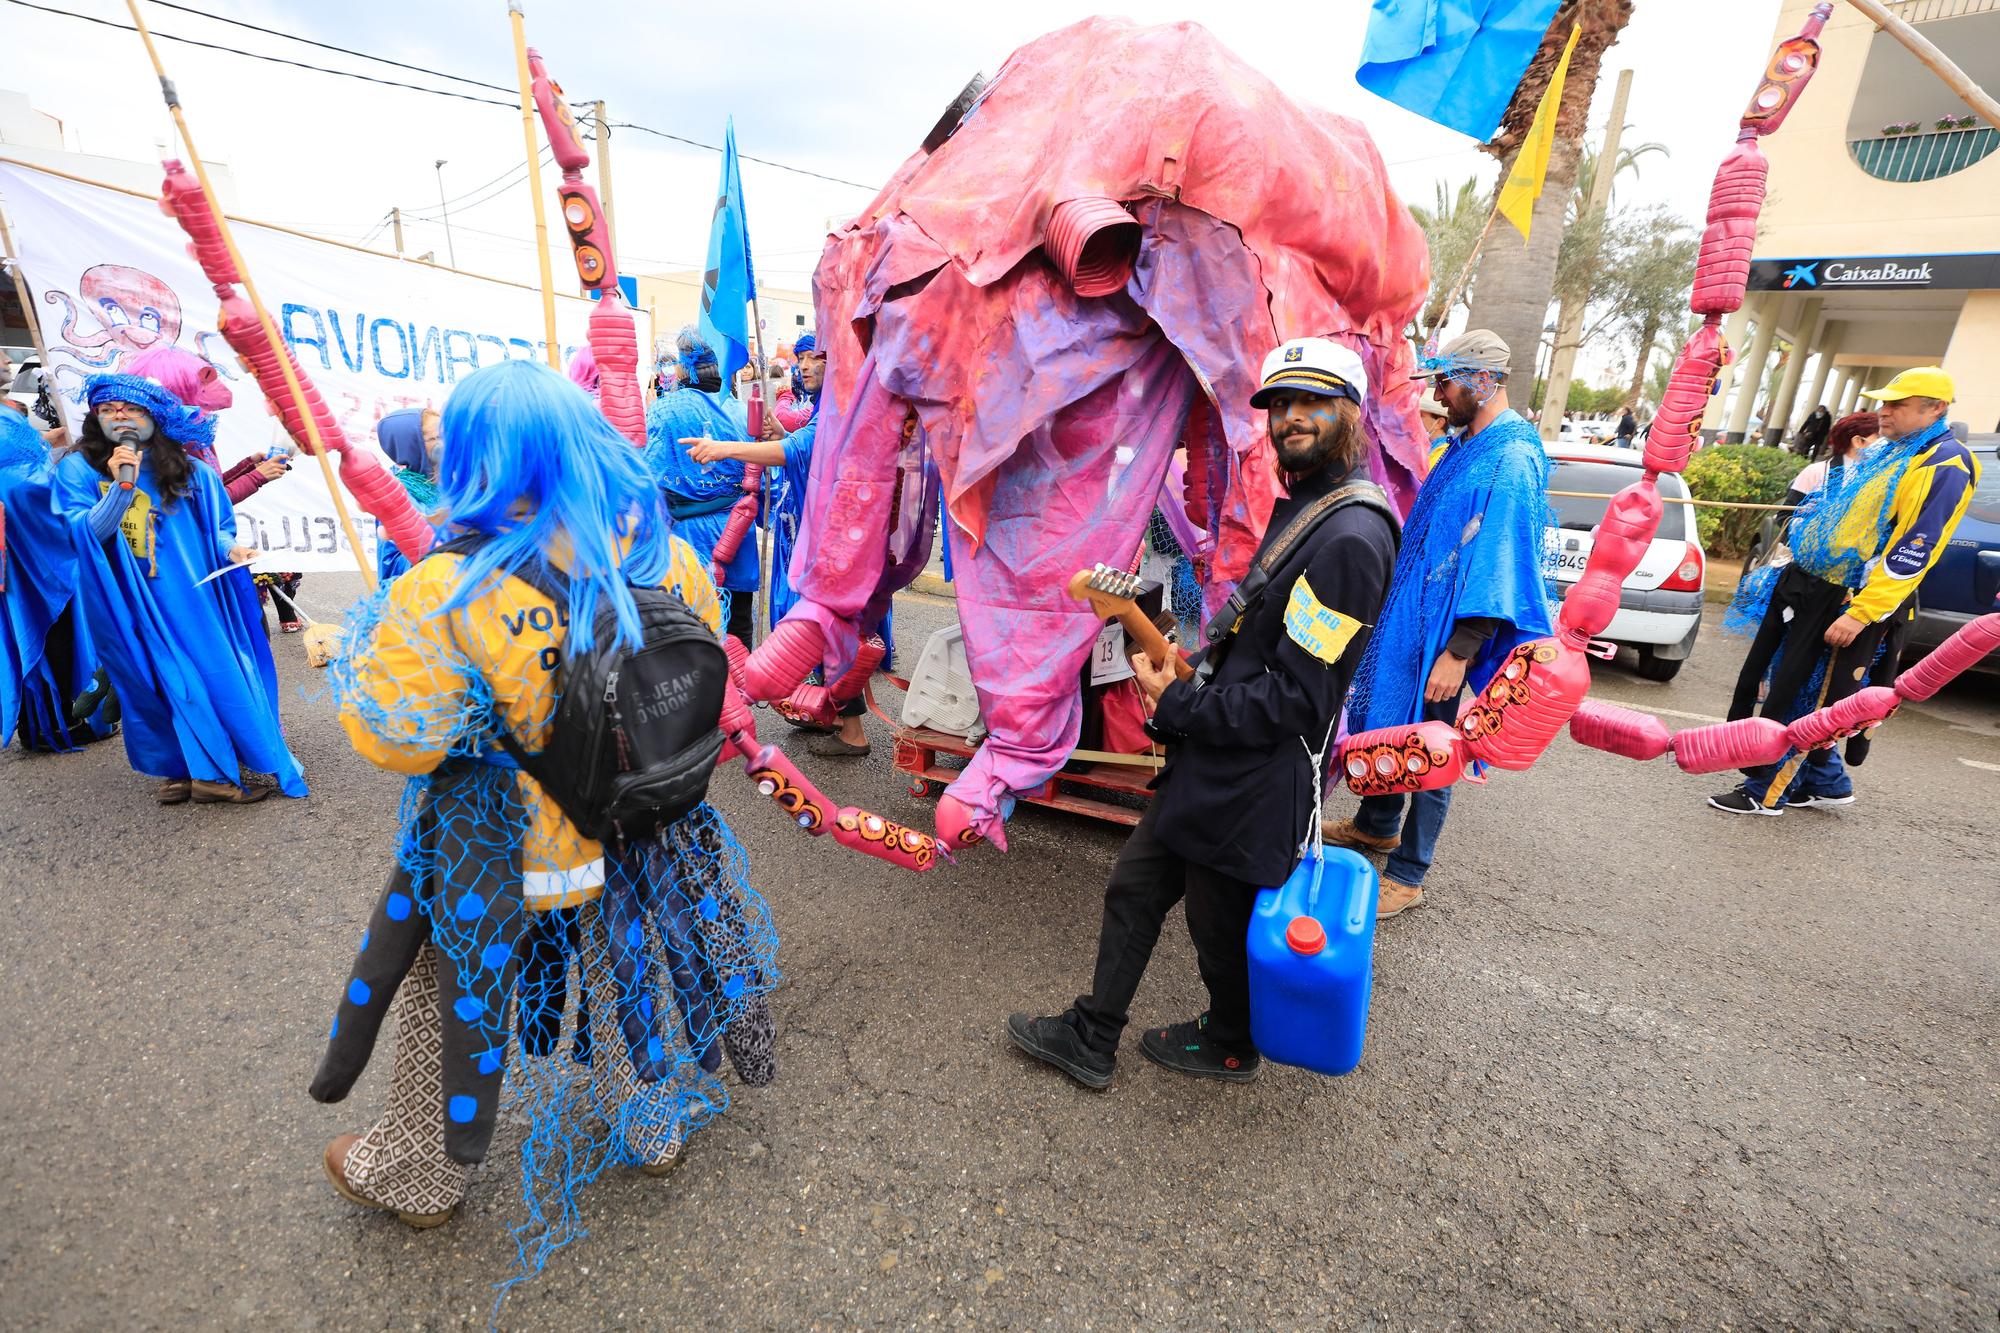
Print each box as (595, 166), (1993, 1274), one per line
(1145, 507), (1205, 645)
(319, 573), (779, 1319)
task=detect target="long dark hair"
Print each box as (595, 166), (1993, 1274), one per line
(77, 408), (195, 503)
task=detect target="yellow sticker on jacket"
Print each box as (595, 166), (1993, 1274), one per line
(1284, 576), (1362, 665)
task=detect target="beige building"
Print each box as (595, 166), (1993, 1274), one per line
(1708, 0), (2000, 441)
(632, 269), (817, 362)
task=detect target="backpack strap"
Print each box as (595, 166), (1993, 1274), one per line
(1202, 480), (1399, 655)
(424, 531), (572, 783)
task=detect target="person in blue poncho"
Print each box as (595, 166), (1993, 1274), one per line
(50, 374), (306, 804)
(644, 329), (758, 643)
(1325, 330), (1552, 919)
(0, 407), (118, 752)
(372, 407), (441, 584)
(682, 334), (894, 757)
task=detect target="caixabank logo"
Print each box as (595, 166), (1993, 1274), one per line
(1752, 252), (2000, 292)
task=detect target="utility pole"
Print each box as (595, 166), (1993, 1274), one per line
(390, 206), (405, 258)
(1538, 68), (1633, 440)
(595, 100), (618, 261)
(434, 159), (458, 270)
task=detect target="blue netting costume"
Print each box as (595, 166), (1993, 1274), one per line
(308, 362), (779, 1316)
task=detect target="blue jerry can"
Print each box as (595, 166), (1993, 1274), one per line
(1246, 846), (1379, 1076)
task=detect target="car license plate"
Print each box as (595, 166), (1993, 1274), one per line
(1555, 545), (1591, 576)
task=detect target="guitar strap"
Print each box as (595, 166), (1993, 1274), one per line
(1194, 480), (1398, 685)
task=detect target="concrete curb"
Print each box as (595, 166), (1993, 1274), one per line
(908, 572), (956, 599)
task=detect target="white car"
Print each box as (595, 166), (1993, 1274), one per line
(1543, 442), (1707, 681)
(1559, 417), (1619, 446)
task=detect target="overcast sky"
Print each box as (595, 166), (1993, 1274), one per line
(8, 0), (1785, 344)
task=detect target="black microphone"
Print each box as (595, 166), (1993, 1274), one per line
(116, 461), (137, 491)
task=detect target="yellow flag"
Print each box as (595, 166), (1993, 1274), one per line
(1496, 24), (1582, 242)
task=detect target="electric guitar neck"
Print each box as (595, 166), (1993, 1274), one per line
(1067, 564), (1193, 682)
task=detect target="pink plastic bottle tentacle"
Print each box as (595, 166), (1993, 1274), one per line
(783, 635), (886, 727)
(709, 464), (764, 587)
(1894, 611), (2000, 701)
(1689, 142), (1766, 317)
(215, 291), (351, 457)
(935, 793), (995, 852)
(1558, 482), (1662, 642)
(1642, 322), (1723, 476)
(734, 618), (825, 701)
(159, 161), (240, 286)
(589, 296), (646, 446)
(1667, 717), (1789, 773)
(1457, 640), (1592, 771)
(1334, 720), (1466, 796)
(1568, 700), (1671, 762)
(1785, 686), (1898, 751)
(339, 449), (435, 562)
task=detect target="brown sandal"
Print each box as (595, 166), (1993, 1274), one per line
(156, 779), (193, 805)
(322, 1134), (455, 1229)
(191, 779), (272, 805)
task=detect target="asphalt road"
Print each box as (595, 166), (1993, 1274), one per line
(2, 583), (1995, 1331)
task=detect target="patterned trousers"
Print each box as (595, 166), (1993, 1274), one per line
(342, 903), (684, 1215)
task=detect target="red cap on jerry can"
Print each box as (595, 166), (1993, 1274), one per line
(1285, 915), (1326, 956)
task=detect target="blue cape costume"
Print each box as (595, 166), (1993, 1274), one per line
(643, 386), (757, 592)
(52, 375), (306, 794)
(0, 410), (114, 751)
(1346, 407), (1553, 732)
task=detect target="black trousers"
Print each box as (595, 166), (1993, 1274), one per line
(1069, 800), (1258, 1055)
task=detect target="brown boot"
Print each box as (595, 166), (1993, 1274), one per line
(322, 1134), (455, 1229)
(191, 779), (272, 805)
(1376, 877), (1425, 919)
(156, 778), (192, 805)
(1322, 817), (1399, 854)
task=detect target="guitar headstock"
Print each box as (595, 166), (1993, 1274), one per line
(1066, 563), (1159, 619)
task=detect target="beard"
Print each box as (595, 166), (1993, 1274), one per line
(1273, 404), (1359, 476)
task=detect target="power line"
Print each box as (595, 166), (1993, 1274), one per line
(7, 1), (880, 191)
(604, 120), (875, 191)
(149, 0), (518, 97)
(3, 0), (522, 107)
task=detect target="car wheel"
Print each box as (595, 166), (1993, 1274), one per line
(1634, 647), (1683, 682)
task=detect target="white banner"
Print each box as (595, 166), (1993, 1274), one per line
(1, 160), (648, 573)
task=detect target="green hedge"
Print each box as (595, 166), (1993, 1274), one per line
(1683, 444), (1808, 558)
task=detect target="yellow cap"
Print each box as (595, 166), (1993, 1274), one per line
(1859, 366), (1955, 403)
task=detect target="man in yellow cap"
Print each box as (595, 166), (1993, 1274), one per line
(1711, 366), (1979, 815)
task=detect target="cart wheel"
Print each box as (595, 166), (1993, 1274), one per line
(908, 777), (935, 798)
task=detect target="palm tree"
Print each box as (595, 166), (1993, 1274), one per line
(1463, 0), (1636, 377)
(1409, 175), (1490, 334)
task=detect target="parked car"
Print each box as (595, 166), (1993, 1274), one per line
(1559, 417), (1617, 446)
(1737, 435), (1999, 673)
(1543, 443), (1707, 681)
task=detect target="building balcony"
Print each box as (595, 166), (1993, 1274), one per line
(1886, 0), (2000, 22)
(1848, 126), (1998, 181)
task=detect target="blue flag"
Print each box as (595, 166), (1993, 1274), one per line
(1356, 0), (1564, 141)
(699, 117), (757, 386)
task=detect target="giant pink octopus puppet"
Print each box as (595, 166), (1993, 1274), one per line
(730, 18), (1433, 851)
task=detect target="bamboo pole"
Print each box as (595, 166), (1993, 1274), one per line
(506, 1), (562, 368)
(123, 0), (375, 587)
(1843, 0), (2000, 130)
(0, 197), (71, 438)
(1547, 489), (1797, 512)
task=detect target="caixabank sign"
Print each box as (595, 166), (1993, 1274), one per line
(1750, 252), (2000, 291)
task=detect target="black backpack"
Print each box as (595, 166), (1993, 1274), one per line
(435, 535), (729, 845)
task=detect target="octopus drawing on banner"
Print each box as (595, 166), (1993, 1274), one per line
(39, 262), (233, 401)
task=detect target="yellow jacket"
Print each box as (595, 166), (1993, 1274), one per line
(340, 534), (723, 911)
(1845, 435), (1981, 624)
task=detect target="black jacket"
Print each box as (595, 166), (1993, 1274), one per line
(1148, 461), (1398, 886)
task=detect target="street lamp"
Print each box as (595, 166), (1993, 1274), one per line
(434, 159), (457, 271)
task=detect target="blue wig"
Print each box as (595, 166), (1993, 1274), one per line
(0, 407), (48, 472)
(433, 360), (671, 655)
(82, 372), (217, 452)
(673, 326), (720, 388)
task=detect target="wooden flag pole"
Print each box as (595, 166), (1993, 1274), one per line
(506, 0), (562, 368)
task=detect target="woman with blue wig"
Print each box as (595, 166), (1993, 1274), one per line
(313, 360), (778, 1305)
(645, 328), (759, 643)
(50, 374), (304, 803)
(0, 407), (118, 752)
